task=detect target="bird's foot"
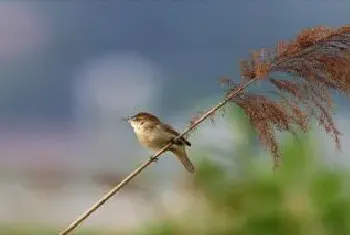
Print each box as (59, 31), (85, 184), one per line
(149, 156), (158, 163)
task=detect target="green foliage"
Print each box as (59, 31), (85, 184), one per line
(140, 106), (350, 235)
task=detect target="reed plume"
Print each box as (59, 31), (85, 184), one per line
(220, 25), (350, 169)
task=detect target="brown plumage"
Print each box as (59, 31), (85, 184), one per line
(127, 112), (194, 173)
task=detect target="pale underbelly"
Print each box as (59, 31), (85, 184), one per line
(138, 132), (173, 151)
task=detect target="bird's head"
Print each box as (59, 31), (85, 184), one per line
(124, 112), (161, 129)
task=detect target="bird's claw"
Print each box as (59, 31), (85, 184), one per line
(149, 156), (158, 163)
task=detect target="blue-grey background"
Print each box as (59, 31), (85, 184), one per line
(0, 0), (349, 231)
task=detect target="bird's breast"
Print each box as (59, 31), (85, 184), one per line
(135, 126), (173, 151)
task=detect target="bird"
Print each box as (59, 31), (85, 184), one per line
(125, 112), (195, 173)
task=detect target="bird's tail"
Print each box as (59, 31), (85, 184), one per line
(170, 146), (195, 173)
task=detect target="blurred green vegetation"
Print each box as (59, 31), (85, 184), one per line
(139, 106), (350, 235)
(2, 107), (349, 235)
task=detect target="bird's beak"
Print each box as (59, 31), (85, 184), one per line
(121, 117), (130, 122)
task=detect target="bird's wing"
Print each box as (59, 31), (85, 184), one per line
(161, 124), (191, 146)
(162, 124), (181, 136)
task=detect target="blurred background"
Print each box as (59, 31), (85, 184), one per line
(0, 1), (350, 234)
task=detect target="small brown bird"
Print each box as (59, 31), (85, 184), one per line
(126, 112), (195, 173)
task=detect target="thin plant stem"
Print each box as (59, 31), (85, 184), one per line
(58, 78), (258, 235)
